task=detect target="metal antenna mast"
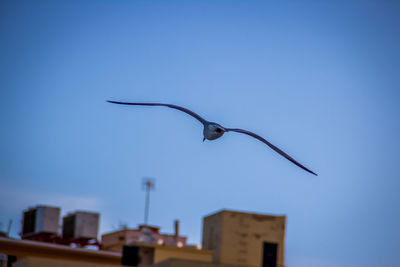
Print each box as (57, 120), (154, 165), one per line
(7, 219), (12, 236)
(142, 178), (155, 225)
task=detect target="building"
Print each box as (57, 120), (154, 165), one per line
(119, 209), (286, 267)
(0, 237), (120, 267)
(202, 210), (286, 267)
(102, 222), (213, 266)
(121, 242), (213, 267)
(0, 208), (286, 267)
(153, 258), (244, 267)
(102, 223), (186, 252)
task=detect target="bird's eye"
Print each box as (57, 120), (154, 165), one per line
(216, 128), (222, 133)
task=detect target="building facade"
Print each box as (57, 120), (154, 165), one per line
(202, 210), (286, 267)
(102, 225), (187, 252)
(0, 208), (286, 267)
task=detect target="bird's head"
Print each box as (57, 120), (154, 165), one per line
(203, 123), (225, 141)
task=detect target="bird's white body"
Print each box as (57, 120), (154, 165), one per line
(203, 123), (225, 140)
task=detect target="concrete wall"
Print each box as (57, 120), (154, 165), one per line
(13, 257), (121, 267)
(102, 229), (187, 252)
(203, 210), (286, 267)
(202, 212), (223, 263)
(0, 237), (121, 267)
(102, 230), (128, 252)
(154, 246), (212, 263)
(0, 237), (211, 267)
(153, 258), (245, 267)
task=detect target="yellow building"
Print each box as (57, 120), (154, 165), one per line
(120, 242), (213, 266)
(0, 237), (121, 267)
(117, 209), (286, 267)
(102, 225), (187, 252)
(0, 237), (212, 267)
(0, 209), (286, 267)
(153, 258), (245, 267)
(101, 224), (213, 266)
(202, 210), (286, 267)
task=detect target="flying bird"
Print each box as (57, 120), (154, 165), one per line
(107, 101), (317, 176)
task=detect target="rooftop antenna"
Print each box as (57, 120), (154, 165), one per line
(142, 178), (155, 226)
(7, 219), (12, 236)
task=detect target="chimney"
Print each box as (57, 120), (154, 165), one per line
(174, 220), (179, 237)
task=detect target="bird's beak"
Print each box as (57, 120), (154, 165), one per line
(203, 138), (206, 142)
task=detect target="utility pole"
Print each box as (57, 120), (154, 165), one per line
(142, 178), (155, 225)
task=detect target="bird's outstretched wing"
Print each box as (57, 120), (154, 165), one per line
(107, 101), (207, 125)
(225, 128), (317, 176)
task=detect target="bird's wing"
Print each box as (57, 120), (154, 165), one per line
(107, 101), (207, 125)
(225, 128), (317, 176)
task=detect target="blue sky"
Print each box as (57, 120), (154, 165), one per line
(1, 1), (400, 266)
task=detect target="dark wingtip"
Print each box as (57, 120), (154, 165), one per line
(303, 166), (318, 176)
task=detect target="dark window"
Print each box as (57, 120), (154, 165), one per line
(262, 242), (278, 267)
(7, 255), (17, 267)
(121, 246), (139, 266)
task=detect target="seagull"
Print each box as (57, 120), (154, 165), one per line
(107, 101), (317, 176)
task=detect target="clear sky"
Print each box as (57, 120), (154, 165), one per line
(1, 1), (399, 266)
